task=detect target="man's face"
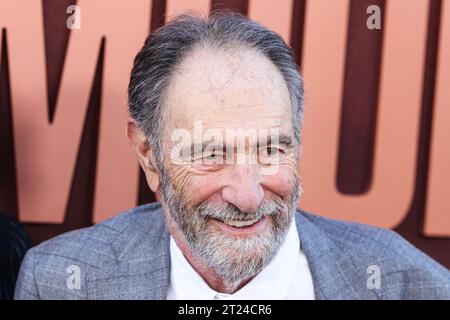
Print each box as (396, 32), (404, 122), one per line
(159, 45), (301, 286)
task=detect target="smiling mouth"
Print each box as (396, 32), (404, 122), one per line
(210, 216), (264, 228)
(221, 218), (260, 227)
(208, 216), (268, 236)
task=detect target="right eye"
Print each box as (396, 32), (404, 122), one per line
(202, 149), (224, 165)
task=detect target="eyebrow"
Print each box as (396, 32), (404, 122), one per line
(189, 133), (294, 155)
(260, 134), (293, 149)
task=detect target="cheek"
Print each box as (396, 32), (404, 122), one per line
(261, 166), (297, 199)
(181, 174), (224, 207)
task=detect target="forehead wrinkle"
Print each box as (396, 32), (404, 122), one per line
(171, 45), (287, 101)
(162, 44), (293, 142)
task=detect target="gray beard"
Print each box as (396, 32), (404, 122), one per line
(160, 173), (300, 290)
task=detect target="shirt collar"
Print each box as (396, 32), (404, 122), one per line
(167, 217), (300, 300)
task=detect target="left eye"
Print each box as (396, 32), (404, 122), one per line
(265, 147), (280, 156)
(206, 153), (217, 159)
(258, 147), (284, 164)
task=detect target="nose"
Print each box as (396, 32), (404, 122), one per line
(221, 164), (264, 213)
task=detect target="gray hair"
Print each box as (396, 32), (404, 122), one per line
(128, 11), (304, 164)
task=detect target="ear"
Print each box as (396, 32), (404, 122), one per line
(127, 119), (160, 192)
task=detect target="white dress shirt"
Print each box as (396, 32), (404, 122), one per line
(167, 218), (315, 300)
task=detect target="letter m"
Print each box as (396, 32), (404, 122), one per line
(0, 1), (151, 223)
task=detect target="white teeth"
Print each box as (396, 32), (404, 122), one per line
(223, 218), (259, 227)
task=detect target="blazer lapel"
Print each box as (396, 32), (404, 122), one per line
(87, 211), (171, 300)
(88, 205), (380, 299)
(295, 211), (379, 300)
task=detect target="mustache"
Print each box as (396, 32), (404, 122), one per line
(196, 198), (285, 222)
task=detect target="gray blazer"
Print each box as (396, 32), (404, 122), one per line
(14, 202), (450, 299)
